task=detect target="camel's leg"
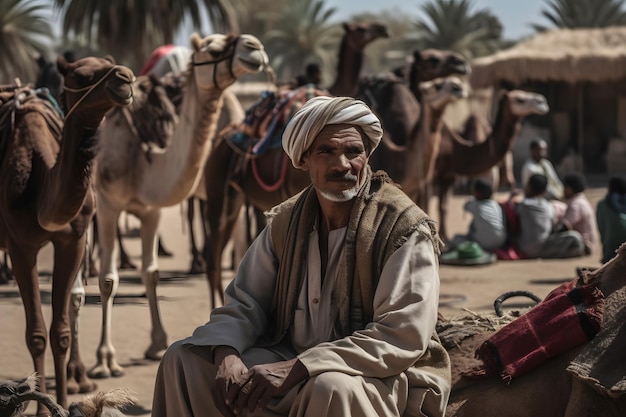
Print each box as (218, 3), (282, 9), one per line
(117, 224), (136, 270)
(158, 234), (172, 257)
(438, 178), (454, 243)
(204, 186), (244, 310)
(89, 198), (123, 378)
(85, 216), (99, 278)
(187, 197), (206, 274)
(9, 243), (50, 415)
(49, 236), (86, 409)
(499, 150), (516, 190)
(66, 270), (97, 395)
(140, 209), (168, 360)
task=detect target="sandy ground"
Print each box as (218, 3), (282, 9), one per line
(0, 185), (608, 416)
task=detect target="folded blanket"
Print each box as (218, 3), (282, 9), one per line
(467, 277), (604, 382)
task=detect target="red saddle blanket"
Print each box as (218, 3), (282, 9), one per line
(467, 276), (604, 382)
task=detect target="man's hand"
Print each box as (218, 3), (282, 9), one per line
(211, 346), (251, 417)
(233, 358), (309, 414)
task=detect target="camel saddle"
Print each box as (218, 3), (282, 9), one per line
(118, 73), (184, 162)
(0, 85), (63, 163)
(227, 84), (327, 191)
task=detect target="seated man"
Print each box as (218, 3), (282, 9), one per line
(516, 174), (585, 259)
(555, 173), (598, 255)
(448, 179), (506, 252)
(520, 138), (564, 201)
(151, 96), (451, 417)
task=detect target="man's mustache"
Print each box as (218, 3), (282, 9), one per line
(326, 172), (358, 182)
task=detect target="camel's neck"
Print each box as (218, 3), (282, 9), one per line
(37, 120), (99, 231)
(401, 104), (446, 195)
(139, 74), (224, 206)
(459, 97), (520, 170)
(328, 39), (363, 96)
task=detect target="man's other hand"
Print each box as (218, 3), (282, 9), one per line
(211, 346), (251, 417)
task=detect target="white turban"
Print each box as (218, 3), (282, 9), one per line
(282, 96), (383, 169)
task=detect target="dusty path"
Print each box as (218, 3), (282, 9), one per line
(0, 186), (607, 416)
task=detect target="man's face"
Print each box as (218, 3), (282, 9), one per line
(301, 124), (368, 203)
(531, 141), (548, 161)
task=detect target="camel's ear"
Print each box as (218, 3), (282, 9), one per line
(104, 54), (116, 64)
(57, 55), (69, 76)
(191, 33), (203, 51)
(497, 88), (509, 98)
(342, 22), (352, 32)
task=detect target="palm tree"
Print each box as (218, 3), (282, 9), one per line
(53, 0), (237, 71)
(263, 0), (342, 82)
(415, 0), (504, 60)
(533, 0), (626, 31)
(230, 0), (287, 38)
(0, 0), (54, 84)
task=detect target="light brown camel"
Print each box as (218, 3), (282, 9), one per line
(0, 56), (134, 413)
(443, 245), (626, 417)
(90, 33), (268, 379)
(362, 75), (467, 201)
(430, 90), (549, 241)
(183, 20), (390, 275)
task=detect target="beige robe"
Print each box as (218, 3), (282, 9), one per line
(152, 221), (449, 417)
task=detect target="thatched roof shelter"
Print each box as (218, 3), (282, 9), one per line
(470, 27), (626, 89)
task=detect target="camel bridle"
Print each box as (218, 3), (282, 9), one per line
(62, 64), (131, 122)
(191, 36), (239, 90)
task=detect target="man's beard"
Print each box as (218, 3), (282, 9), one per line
(318, 185), (359, 202)
(317, 172), (361, 202)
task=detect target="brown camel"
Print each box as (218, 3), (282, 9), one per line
(200, 75), (466, 310)
(328, 21), (389, 96)
(91, 33), (268, 379)
(443, 245), (626, 417)
(429, 90), (549, 241)
(0, 56), (134, 413)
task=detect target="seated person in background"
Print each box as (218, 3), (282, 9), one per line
(516, 174), (585, 259)
(521, 138), (564, 201)
(151, 96), (451, 417)
(448, 179), (506, 252)
(596, 176), (626, 263)
(554, 173), (598, 255)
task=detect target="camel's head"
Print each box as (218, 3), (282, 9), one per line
(58, 55), (135, 125)
(420, 76), (468, 111)
(411, 49), (471, 84)
(190, 33), (268, 90)
(505, 90), (549, 117)
(342, 21), (390, 50)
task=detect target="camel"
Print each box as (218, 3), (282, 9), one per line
(200, 76), (466, 311)
(362, 75), (468, 200)
(443, 245), (626, 416)
(394, 49), (470, 102)
(328, 21), (389, 96)
(181, 21), (390, 274)
(0, 56), (134, 413)
(430, 90), (549, 241)
(90, 33), (269, 379)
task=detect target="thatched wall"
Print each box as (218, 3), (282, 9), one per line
(471, 27), (626, 89)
